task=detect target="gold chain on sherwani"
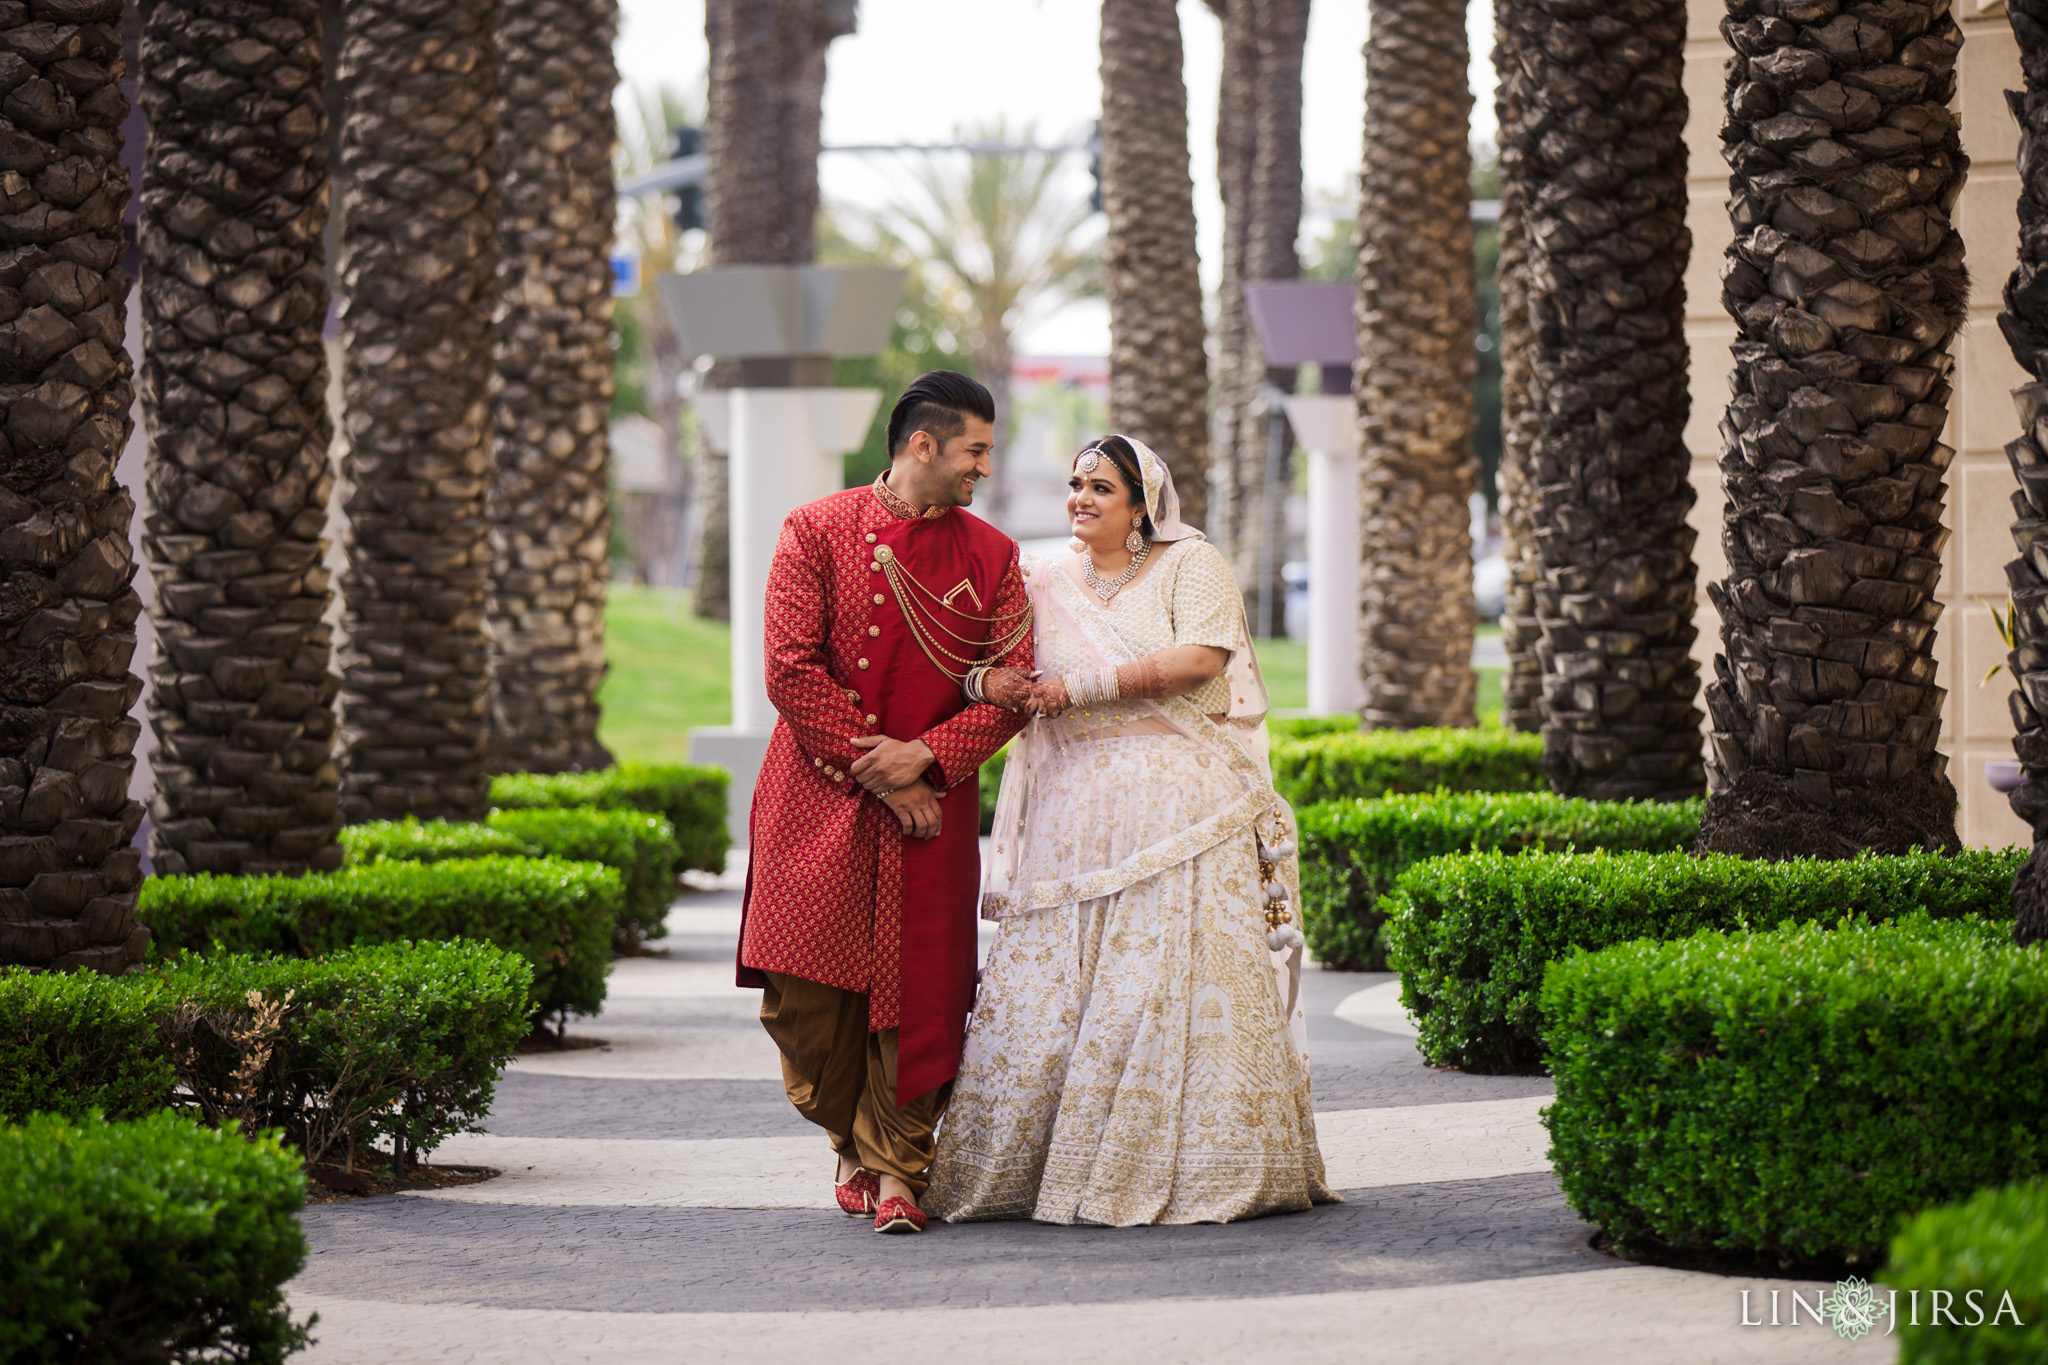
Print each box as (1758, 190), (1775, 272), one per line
(874, 545), (1032, 683)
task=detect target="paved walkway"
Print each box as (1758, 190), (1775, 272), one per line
(289, 860), (1889, 1364)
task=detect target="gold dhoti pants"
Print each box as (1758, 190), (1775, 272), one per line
(758, 971), (952, 1198)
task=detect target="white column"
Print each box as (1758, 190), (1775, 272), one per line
(692, 387), (882, 840)
(1282, 395), (1363, 717)
(725, 388), (884, 729)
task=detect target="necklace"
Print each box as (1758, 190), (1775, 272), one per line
(1081, 541), (1151, 603)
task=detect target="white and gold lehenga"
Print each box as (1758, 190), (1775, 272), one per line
(924, 495), (1336, 1226)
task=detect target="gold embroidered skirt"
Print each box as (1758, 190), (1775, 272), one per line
(925, 735), (1336, 1226)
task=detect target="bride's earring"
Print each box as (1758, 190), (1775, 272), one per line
(1126, 515), (1145, 554)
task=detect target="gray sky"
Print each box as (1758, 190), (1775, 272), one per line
(614, 1), (1500, 354)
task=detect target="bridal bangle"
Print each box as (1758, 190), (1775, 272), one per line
(962, 662), (994, 704)
(1061, 666), (1121, 709)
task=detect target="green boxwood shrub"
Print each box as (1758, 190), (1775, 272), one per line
(489, 760), (729, 874)
(345, 809), (683, 950)
(1268, 715), (1360, 743)
(164, 942), (531, 1166)
(0, 942), (531, 1168)
(339, 819), (528, 864)
(2, 1110), (311, 1363)
(1298, 792), (1703, 970)
(141, 856), (616, 1024)
(488, 808), (679, 949)
(1272, 727), (1545, 808)
(1887, 1178), (2048, 1363)
(1388, 846), (2024, 1072)
(0, 967), (177, 1123)
(1542, 916), (2048, 1264)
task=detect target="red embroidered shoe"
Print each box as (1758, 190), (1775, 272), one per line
(873, 1195), (927, 1234)
(835, 1167), (879, 1216)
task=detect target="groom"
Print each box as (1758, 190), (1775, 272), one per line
(737, 370), (1035, 1233)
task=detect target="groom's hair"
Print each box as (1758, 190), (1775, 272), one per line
(887, 370), (995, 457)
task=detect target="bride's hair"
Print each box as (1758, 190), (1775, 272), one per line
(1076, 435), (1155, 538)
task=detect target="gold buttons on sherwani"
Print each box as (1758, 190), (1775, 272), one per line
(868, 626), (879, 637)
(865, 533), (877, 544)
(857, 658), (869, 669)
(873, 594), (884, 605)
(866, 713), (877, 724)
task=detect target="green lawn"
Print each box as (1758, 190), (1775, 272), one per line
(1252, 635), (1503, 725)
(596, 587), (732, 762)
(595, 590), (1503, 747)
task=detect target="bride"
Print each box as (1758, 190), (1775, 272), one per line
(924, 434), (1335, 1226)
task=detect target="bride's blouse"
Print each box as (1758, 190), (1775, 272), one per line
(1050, 538), (1244, 716)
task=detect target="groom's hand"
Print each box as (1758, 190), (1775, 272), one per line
(879, 780), (943, 839)
(849, 735), (935, 795)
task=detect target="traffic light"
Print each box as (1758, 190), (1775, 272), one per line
(672, 125), (704, 233)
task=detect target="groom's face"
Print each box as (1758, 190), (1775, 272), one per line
(928, 416), (995, 507)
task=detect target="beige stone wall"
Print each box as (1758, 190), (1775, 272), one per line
(1680, 0), (2033, 848)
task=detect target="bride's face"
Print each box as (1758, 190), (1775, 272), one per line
(1067, 453), (1141, 555)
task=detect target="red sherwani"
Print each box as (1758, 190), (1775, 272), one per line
(738, 481), (1031, 1104)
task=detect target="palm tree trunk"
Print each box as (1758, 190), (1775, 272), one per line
(1697, 0), (1966, 857)
(1500, 0), (1701, 800)
(1248, 0), (1308, 630)
(689, 414), (730, 620)
(1208, 0), (1258, 577)
(694, 0), (850, 618)
(1354, 0), (1478, 728)
(486, 0), (618, 775)
(334, 0), (501, 823)
(1997, 0), (2048, 940)
(1494, 7), (1542, 734)
(139, 0), (344, 876)
(0, 1), (147, 971)
(974, 327), (1014, 506)
(1212, 0), (1308, 631)
(1100, 0), (1210, 528)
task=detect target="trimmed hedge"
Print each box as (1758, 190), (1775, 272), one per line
(3, 1110), (311, 1363)
(1, 941), (531, 1168)
(339, 819), (526, 864)
(1298, 792), (1703, 970)
(1268, 715), (1360, 743)
(1272, 727), (1544, 808)
(344, 809), (683, 950)
(141, 856), (616, 1024)
(0, 965), (176, 1125)
(1388, 846), (2024, 1072)
(487, 809), (679, 949)
(490, 760), (729, 874)
(1887, 1178), (2048, 1362)
(1542, 916), (2048, 1264)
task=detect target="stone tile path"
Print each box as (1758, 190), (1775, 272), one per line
(290, 859), (1890, 1363)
